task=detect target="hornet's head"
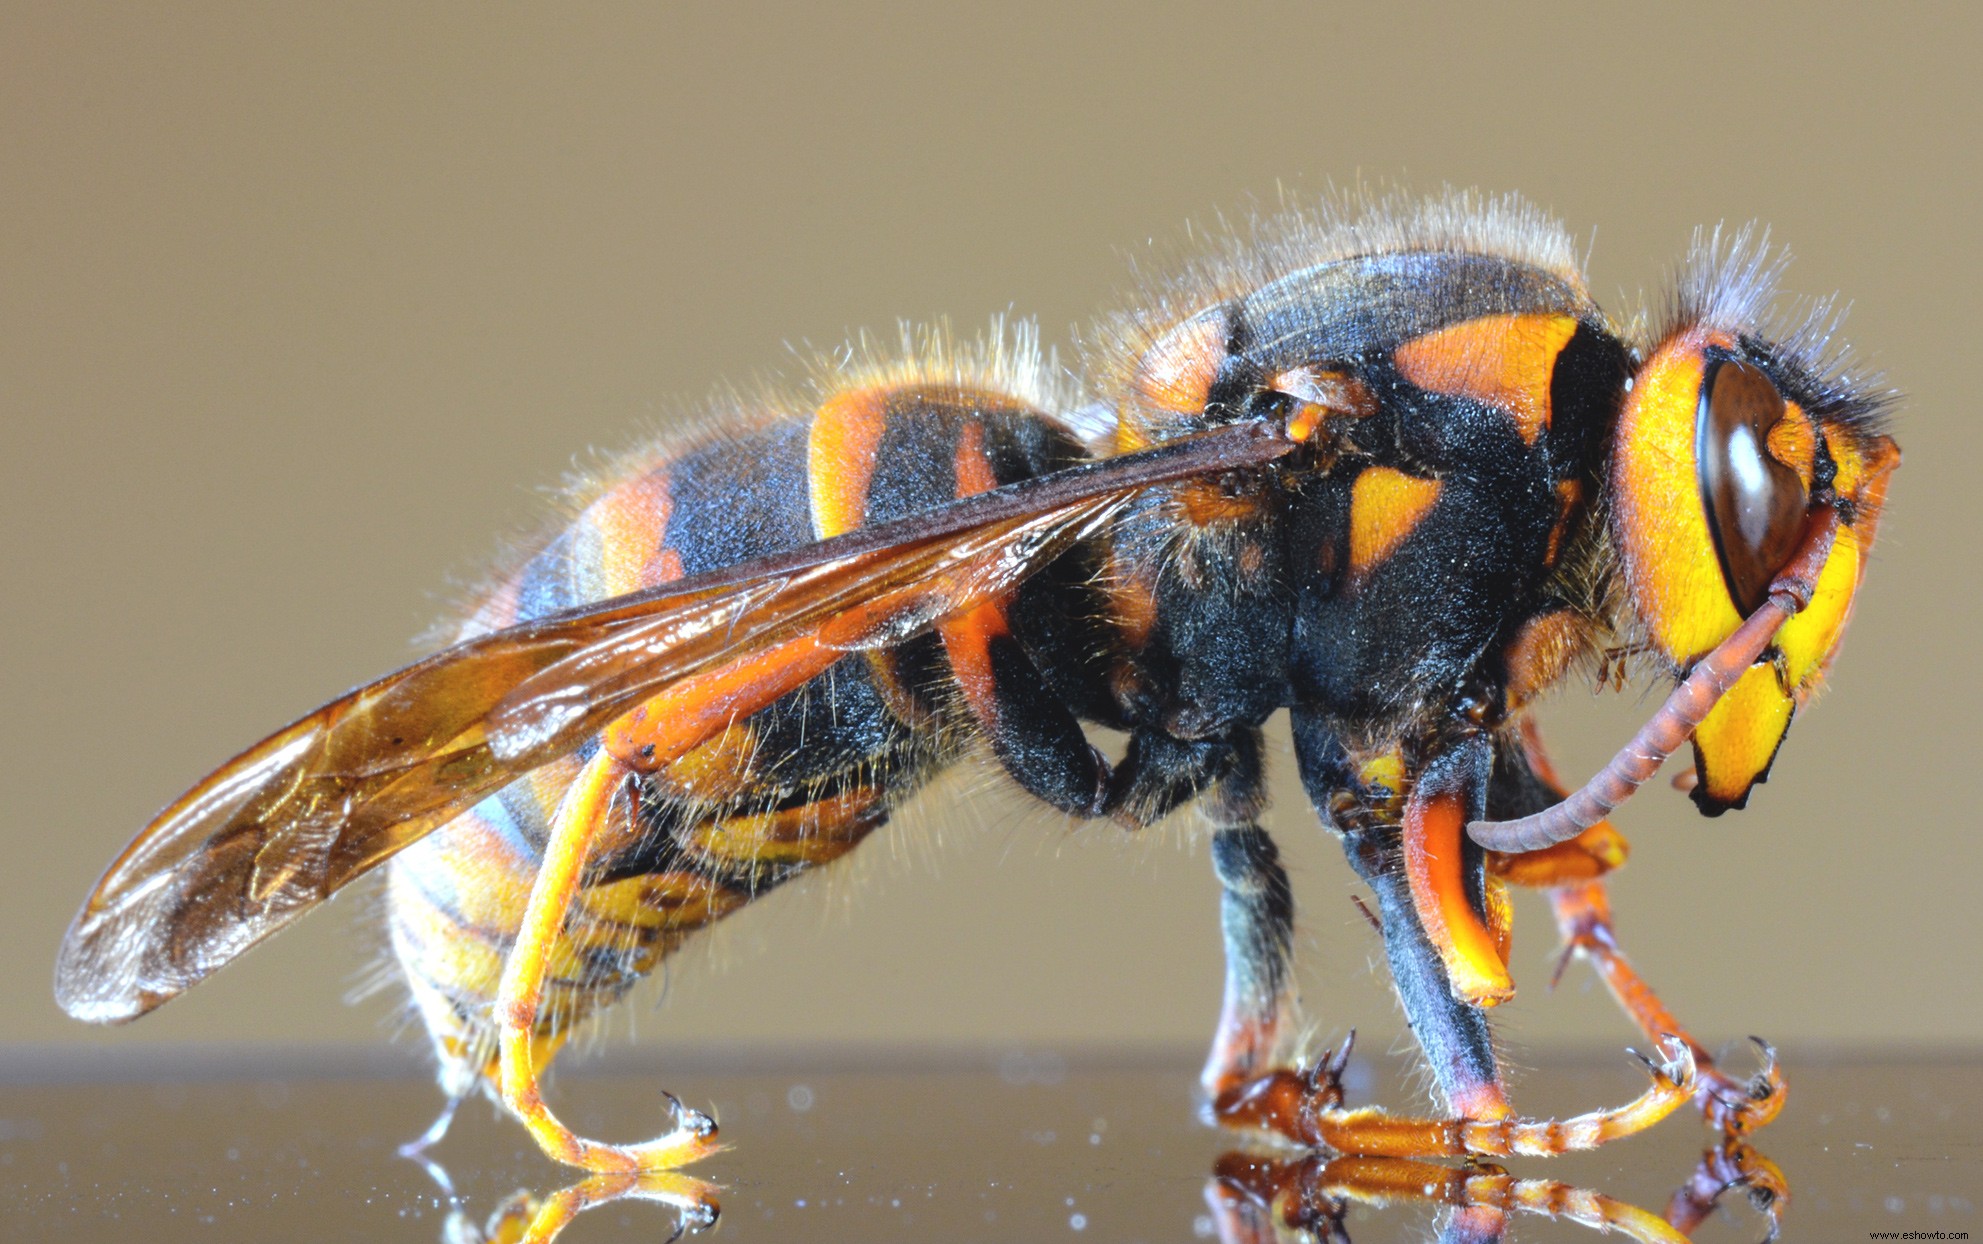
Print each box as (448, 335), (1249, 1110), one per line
(1610, 232), (1899, 813)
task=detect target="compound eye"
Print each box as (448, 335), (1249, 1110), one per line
(1697, 358), (1808, 615)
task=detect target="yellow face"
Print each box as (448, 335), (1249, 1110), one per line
(1611, 327), (1899, 812)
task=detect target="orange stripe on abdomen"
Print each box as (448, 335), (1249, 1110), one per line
(809, 387), (891, 538)
(582, 469), (679, 597)
(1120, 307), (1230, 452)
(938, 420), (1015, 714)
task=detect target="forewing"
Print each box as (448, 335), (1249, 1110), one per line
(56, 421), (1293, 1023)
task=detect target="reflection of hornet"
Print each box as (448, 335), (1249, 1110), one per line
(1207, 1141), (1783, 1244)
(56, 192), (1896, 1173)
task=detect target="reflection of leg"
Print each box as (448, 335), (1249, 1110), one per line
(436, 1173), (720, 1244)
(1213, 1033), (1694, 1159)
(494, 751), (720, 1173)
(1550, 881), (1786, 1135)
(1666, 1140), (1788, 1240)
(1204, 1152), (1351, 1244)
(1208, 1153), (1691, 1244)
(511, 1173), (720, 1244)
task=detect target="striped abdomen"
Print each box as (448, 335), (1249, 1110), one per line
(386, 381), (1096, 1092)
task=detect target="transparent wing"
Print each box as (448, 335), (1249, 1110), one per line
(56, 422), (1291, 1022)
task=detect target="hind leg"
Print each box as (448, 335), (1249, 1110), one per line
(494, 751), (724, 1172)
(488, 723), (901, 1173)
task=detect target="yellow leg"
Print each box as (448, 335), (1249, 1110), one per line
(494, 750), (722, 1172)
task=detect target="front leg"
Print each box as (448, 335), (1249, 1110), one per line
(1495, 718), (1785, 1135)
(1208, 711), (1696, 1162)
(1550, 881), (1785, 1135)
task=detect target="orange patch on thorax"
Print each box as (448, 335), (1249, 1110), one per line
(1393, 313), (1580, 445)
(1348, 467), (1442, 578)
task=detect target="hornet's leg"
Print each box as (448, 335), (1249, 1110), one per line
(1494, 718), (1785, 1135)
(494, 750), (720, 1173)
(1549, 883), (1784, 1135)
(1216, 712), (1697, 1161)
(937, 602), (1112, 817)
(1210, 978), (1695, 1159)
(490, 632), (846, 1172)
(1097, 726), (1297, 1099)
(1195, 733), (1297, 1098)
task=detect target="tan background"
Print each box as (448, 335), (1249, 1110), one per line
(2, 4), (1976, 1071)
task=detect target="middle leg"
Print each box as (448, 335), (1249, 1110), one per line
(1197, 732), (1297, 1098)
(1094, 723), (1292, 1097)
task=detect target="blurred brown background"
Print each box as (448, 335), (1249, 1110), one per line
(2, 4), (1976, 1071)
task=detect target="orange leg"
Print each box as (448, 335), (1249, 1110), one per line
(1549, 880), (1785, 1136)
(1213, 1032), (1695, 1160)
(1272, 726), (1702, 1173)
(1494, 718), (1785, 1137)
(494, 749), (723, 1172)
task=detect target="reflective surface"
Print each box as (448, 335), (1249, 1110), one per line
(2, 1049), (1976, 1242)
